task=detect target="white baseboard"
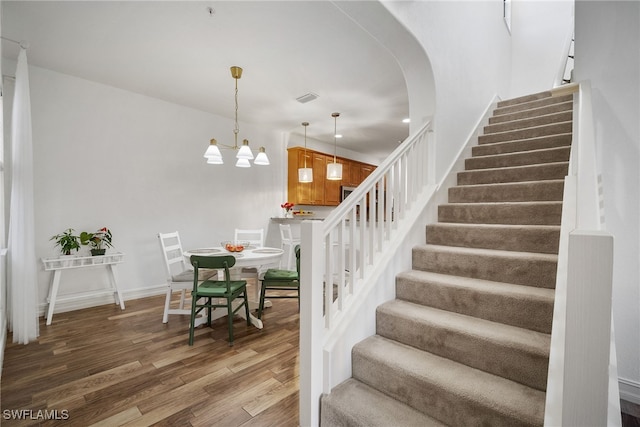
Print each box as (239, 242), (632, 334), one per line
(37, 284), (166, 317)
(620, 378), (640, 405)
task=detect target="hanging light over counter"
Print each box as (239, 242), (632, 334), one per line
(298, 122), (313, 183)
(326, 112), (342, 180)
(203, 66), (269, 167)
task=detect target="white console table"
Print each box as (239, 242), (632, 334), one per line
(41, 252), (125, 325)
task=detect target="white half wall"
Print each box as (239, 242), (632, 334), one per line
(574, 0), (640, 402)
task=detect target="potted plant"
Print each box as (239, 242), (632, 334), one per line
(50, 228), (81, 256)
(80, 227), (113, 256)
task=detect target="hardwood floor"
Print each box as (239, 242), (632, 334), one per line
(1, 289), (300, 426)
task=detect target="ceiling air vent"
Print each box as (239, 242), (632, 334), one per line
(296, 92), (319, 104)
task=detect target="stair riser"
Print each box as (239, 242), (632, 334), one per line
(396, 274), (554, 333)
(352, 342), (544, 427)
(466, 147), (570, 170)
(426, 224), (560, 253)
(412, 248), (558, 288)
(484, 111), (573, 135)
(479, 122), (572, 145)
(438, 203), (562, 225)
(376, 307), (549, 391)
(472, 134), (572, 157)
(489, 102), (573, 125)
(449, 181), (564, 203)
(494, 94), (573, 115)
(458, 163), (569, 185)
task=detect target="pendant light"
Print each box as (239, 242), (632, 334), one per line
(326, 112), (343, 180)
(298, 122), (313, 183)
(203, 66), (269, 167)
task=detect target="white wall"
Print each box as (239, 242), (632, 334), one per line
(574, 0), (640, 403)
(384, 0), (512, 182)
(510, 0), (574, 97)
(2, 62), (286, 314)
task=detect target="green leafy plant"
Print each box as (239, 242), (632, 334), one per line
(80, 227), (113, 250)
(50, 228), (81, 255)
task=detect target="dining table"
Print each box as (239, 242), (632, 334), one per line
(183, 245), (284, 329)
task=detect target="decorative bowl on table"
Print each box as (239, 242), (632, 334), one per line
(221, 241), (250, 253)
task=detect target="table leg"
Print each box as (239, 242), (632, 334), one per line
(107, 264), (125, 310)
(46, 270), (62, 325)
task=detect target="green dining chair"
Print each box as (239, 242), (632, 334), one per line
(258, 245), (300, 319)
(189, 255), (250, 346)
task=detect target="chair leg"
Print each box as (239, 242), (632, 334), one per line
(258, 282), (267, 319)
(189, 292), (198, 346)
(162, 286), (172, 323)
(227, 298), (234, 346)
(243, 289), (251, 326)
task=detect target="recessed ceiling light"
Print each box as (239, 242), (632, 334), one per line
(296, 93), (319, 103)
(335, 134), (343, 138)
(402, 118), (410, 123)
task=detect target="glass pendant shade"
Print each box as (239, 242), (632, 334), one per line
(254, 147), (270, 165)
(206, 155), (224, 165)
(236, 139), (254, 160)
(235, 158), (251, 168)
(326, 113), (342, 180)
(298, 167), (313, 183)
(298, 121), (313, 183)
(327, 162), (343, 180)
(204, 139), (222, 159)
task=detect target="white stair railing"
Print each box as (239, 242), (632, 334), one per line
(544, 81), (620, 426)
(299, 120), (434, 426)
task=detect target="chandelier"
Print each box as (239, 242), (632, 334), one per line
(204, 66), (269, 167)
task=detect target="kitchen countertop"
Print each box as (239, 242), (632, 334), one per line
(270, 216), (324, 222)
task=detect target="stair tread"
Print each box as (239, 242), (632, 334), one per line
(452, 179), (565, 189)
(398, 269), (555, 300)
(460, 160), (569, 172)
(322, 378), (448, 427)
(429, 222), (560, 231)
(484, 111), (573, 134)
(354, 335), (546, 425)
(475, 133), (572, 150)
(470, 145), (569, 160)
(416, 244), (558, 261)
(440, 200), (562, 207)
(489, 101), (573, 124)
(379, 300), (550, 354)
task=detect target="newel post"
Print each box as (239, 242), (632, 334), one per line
(562, 230), (614, 426)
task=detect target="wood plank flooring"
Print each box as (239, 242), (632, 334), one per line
(1, 289), (300, 426)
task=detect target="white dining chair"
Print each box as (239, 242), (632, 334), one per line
(233, 228), (264, 248)
(158, 231), (216, 323)
(279, 224), (301, 270)
(234, 228), (265, 284)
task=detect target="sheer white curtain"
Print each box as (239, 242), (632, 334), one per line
(7, 48), (38, 344)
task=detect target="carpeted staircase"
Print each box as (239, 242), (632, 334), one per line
(320, 90), (573, 426)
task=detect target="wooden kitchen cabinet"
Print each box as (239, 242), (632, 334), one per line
(287, 147), (376, 206)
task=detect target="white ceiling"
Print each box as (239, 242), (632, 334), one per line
(1, 1), (410, 160)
